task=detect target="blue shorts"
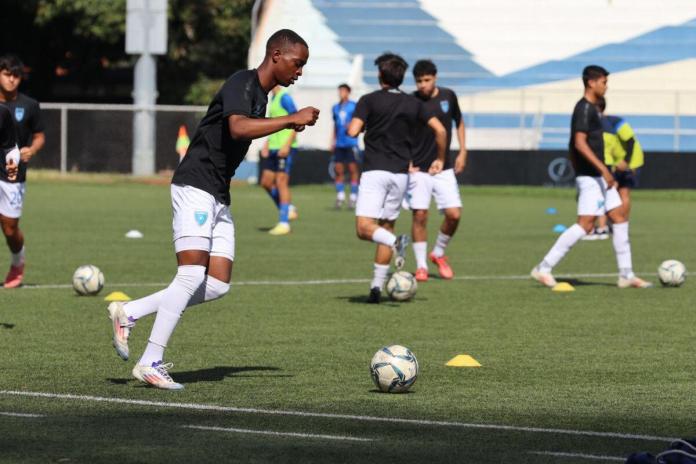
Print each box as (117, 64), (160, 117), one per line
(613, 168), (641, 188)
(333, 146), (360, 164)
(261, 148), (296, 174)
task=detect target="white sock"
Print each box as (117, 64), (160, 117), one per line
(337, 190), (346, 201)
(612, 222), (634, 279)
(431, 232), (451, 258)
(538, 224), (587, 272)
(371, 263), (390, 290)
(349, 192), (357, 202)
(125, 276), (230, 321)
(372, 227), (396, 247)
(11, 247), (25, 267)
(139, 265), (206, 366)
(413, 241), (427, 269)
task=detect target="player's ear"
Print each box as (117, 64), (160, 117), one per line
(271, 48), (282, 63)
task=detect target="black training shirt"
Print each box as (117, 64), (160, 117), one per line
(0, 105), (18, 182)
(353, 88), (431, 174)
(411, 87), (461, 171)
(172, 69), (268, 205)
(569, 97), (603, 177)
(1, 93), (44, 183)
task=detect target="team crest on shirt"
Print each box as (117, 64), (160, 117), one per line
(440, 100), (449, 113)
(597, 200), (605, 210)
(194, 211), (208, 225)
(14, 107), (24, 122)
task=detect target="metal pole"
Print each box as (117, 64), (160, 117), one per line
(60, 106), (67, 174)
(132, 53), (157, 175)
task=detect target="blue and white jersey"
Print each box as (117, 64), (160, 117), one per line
(332, 100), (358, 148)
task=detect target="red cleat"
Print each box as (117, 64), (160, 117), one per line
(4, 264), (24, 288)
(429, 253), (454, 279)
(414, 268), (429, 282)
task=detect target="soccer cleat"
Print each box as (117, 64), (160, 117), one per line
(288, 205), (298, 221)
(414, 268), (429, 282)
(107, 301), (134, 361)
(618, 276), (654, 289)
(3, 264), (24, 288)
(530, 266), (557, 288)
(268, 222), (291, 235)
(132, 361), (184, 390)
(393, 234), (410, 270)
(348, 198), (357, 209)
(429, 253), (454, 279)
(367, 287), (381, 304)
(335, 198), (345, 209)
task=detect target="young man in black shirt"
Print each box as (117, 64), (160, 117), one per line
(347, 53), (447, 303)
(407, 60), (467, 282)
(107, 29), (320, 389)
(531, 65), (651, 289)
(0, 55), (45, 288)
(1, 106), (19, 181)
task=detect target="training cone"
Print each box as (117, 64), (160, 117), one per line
(552, 224), (567, 233)
(176, 125), (190, 158)
(546, 207), (558, 215)
(552, 282), (575, 292)
(104, 291), (131, 301)
(446, 354), (482, 367)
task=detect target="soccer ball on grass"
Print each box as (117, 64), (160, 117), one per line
(386, 271), (417, 301)
(369, 345), (419, 393)
(72, 265), (104, 296)
(657, 260), (686, 287)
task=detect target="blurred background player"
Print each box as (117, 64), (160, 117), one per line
(1, 106), (20, 200)
(348, 53), (447, 303)
(0, 55), (45, 288)
(260, 85), (299, 235)
(531, 65), (651, 289)
(330, 83), (360, 209)
(107, 29), (320, 389)
(408, 59), (467, 282)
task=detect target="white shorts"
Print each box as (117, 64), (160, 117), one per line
(0, 181), (25, 219)
(355, 170), (408, 221)
(171, 184), (235, 261)
(576, 176), (622, 216)
(407, 169), (462, 210)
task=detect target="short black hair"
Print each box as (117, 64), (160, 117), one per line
(338, 83), (351, 92)
(374, 52), (408, 88)
(266, 29), (308, 54)
(582, 65), (609, 87)
(0, 55), (24, 78)
(413, 59), (437, 78)
(596, 96), (606, 112)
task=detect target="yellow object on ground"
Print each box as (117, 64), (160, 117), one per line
(552, 282), (575, 292)
(104, 291), (131, 301)
(446, 354), (482, 367)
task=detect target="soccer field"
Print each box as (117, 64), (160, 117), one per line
(0, 177), (694, 463)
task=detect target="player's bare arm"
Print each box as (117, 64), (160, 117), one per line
(574, 131), (616, 188)
(19, 131), (44, 163)
(346, 117), (364, 138)
(454, 120), (467, 174)
(228, 107), (319, 140)
(427, 116), (447, 175)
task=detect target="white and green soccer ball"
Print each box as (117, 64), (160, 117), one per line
(370, 345), (419, 393)
(658, 260), (686, 287)
(72, 265), (104, 296)
(386, 271), (417, 301)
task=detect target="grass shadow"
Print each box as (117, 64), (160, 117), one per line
(107, 366), (286, 386)
(336, 295), (403, 307)
(558, 278), (615, 287)
(0, 322), (15, 329)
(256, 227), (273, 232)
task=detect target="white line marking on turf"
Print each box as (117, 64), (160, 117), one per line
(182, 424), (373, 442)
(20, 272), (624, 290)
(529, 451), (625, 461)
(0, 390), (675, 442)
(0, 411), (44, 418)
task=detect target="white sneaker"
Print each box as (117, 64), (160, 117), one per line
(107, 302), (133, 361)
(132, 361), (184, 390)
(531, 266), (557, 288)
(617, 276), (653, 289)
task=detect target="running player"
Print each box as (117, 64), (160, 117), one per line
(331, 83), (360, 209)
(531, 65), (651, 289)
(0, 55), (45, 288)
(1, 106), (19, 189)
(260, 85), (299, 235)
(107, 29), (320, 389)
(408, 60), (467, 281)
(347, 53), (447, 303)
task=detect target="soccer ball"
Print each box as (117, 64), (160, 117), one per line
(72, 265), (104, 295)
(386, 271), (417, 301)
(657, 260), (686, 287)
(370, 345), (419, 393)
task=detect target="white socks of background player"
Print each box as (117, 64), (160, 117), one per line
(371, 263), (390, 290)
(139, 265), (206, 366)
(371, 227), (396, 247)
(412, 242), (427, 269)
(538, 224), (587, 272)
(11, 246), (25, 267)
(125, 274), (230, 321)
(612, 222), (635, 279)
(431, 232), (452, 258)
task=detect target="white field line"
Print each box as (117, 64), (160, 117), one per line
(19, 272), (623, 290)
(529, 451), (625, 461)
(0, 390), (675, 443)
(0, 411), (44, 418)
(182, 424), (373, 442)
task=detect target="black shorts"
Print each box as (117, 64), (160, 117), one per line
(260, 148), (296, 174)
(613, 168), (641, 188)
(333, 146), (360, 164)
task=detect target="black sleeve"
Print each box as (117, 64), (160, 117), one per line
(416, 99), (432, 125)
(573, 101), (592, 133)
(28, 100), (44, 133)
(624, 138), (635, 164)
(221, 72), (256, 118)
(450, 90), (462, 126)
(353, 95), (370, 121)
(0, 106), (17, 150)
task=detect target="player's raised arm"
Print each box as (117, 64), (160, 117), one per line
(228, 108), (318, 140)
(427, 116), (446, 174)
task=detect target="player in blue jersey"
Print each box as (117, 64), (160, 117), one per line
(331, 83), (360, 209)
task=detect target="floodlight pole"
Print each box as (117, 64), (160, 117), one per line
(132, 53), (157, 176)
